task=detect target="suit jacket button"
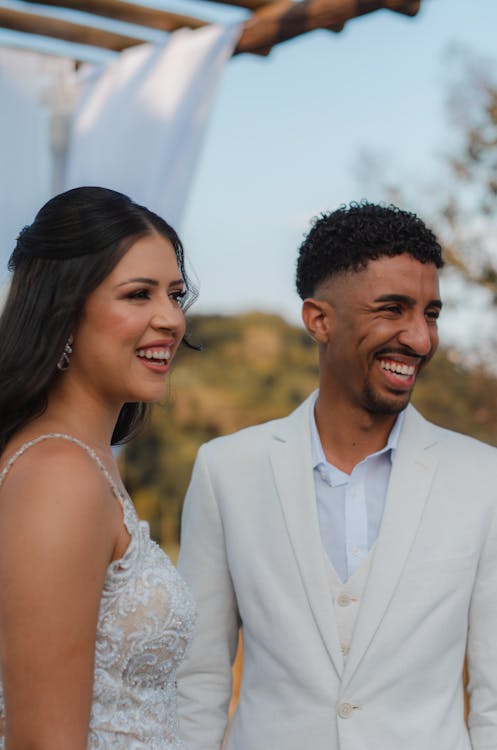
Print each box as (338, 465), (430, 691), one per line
(338, 702), (353, 718)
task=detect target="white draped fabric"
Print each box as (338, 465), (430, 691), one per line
(0, 49), (74, 285)
(0, 23), (240, 291)
(63, 24), (241, 228)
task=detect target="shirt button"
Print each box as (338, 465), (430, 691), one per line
(341, 643), (350, 655)
(337, 593), (351, 607)
(351, 546), (361, 557)
(337, 702), (353, 719)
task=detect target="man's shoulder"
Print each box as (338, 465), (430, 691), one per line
(200, 414), (289, 456)
(408, 405), (497, 461)
(197, 394), (312, 461)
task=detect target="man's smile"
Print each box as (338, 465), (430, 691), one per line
(378, 359), (416, 377)
(376, 355), (420, 389)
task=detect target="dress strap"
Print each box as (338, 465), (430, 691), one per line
(0, 433), (123, 500)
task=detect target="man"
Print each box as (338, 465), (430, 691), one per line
(177, 202), (497, 750)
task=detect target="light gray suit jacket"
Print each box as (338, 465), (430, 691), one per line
(177, 394), (497, 750)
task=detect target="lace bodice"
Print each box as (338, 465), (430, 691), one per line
(0, 433), (196, 749)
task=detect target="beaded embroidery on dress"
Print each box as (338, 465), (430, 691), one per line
(0, 434), (196, 749)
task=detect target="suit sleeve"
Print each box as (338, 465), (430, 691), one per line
(176, 445), (240, 750)
(467, 496), (497, 749)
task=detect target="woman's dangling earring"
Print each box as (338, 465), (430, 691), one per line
(57, 339), (73, 372)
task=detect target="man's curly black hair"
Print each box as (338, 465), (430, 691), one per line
(296, 201), (444, 300)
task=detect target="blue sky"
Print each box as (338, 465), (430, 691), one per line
(180, 0), (497, 331)
(1, 0), (496, 345)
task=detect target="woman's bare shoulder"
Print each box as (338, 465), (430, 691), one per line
(0, 435), (117, 540)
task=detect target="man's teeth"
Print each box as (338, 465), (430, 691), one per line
(137, 349), (171, 361)
(379, 360), (415, 376)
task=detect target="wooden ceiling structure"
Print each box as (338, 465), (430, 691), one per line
(0, 0), (422, 58)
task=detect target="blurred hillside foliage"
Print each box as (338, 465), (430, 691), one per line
(121, 312), (497, 555)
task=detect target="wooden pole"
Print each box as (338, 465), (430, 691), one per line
(0, 7), (145, 50)
(20, 0), (207, 32)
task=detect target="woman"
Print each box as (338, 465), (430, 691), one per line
(0, 186), (197, 749)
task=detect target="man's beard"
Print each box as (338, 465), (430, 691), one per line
(361, 380), (411, 416)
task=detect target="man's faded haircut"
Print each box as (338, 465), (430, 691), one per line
(296, 201), (443, 300)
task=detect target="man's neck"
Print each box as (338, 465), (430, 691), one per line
(314, 392), (399, 475)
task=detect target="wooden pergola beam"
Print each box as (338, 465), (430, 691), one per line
(0, 7), (150, 50)
(184, 0), (279, 8)
(0, 0), (422, 57)
(19, 0), (209, 32)
(22, 0), (276, 16)
(237, 0), (421, 55)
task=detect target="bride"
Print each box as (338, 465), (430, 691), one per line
(0, 186), (197, 749)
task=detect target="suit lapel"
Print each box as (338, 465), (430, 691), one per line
(342, 406), (439, 687)
(270, 394), (344, 677)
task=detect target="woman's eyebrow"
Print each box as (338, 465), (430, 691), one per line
(116, 277), (158, 287)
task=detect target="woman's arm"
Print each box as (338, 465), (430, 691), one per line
(0, 441), (119, 750)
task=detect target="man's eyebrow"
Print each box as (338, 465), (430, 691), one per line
(374, 293), (442, 309)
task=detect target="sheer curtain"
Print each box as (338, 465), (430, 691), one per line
(64, 24), (241, 228)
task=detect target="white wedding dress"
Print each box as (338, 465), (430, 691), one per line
(0, 433), (196, 749)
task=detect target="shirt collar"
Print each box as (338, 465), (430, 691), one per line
(310, 390), (405, 470)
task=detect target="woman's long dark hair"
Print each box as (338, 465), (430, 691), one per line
(0, 186), (197, 453)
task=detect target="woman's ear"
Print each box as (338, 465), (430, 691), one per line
(301, 297), (334, 344)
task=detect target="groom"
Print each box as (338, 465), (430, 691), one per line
(177, 202), (497, 750)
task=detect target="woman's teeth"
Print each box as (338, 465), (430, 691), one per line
(136, 349), (171, 361)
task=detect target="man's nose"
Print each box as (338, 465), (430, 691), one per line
(397, 313), (434, 357)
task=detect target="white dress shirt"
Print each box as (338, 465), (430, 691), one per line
(310, 394), (404, 582)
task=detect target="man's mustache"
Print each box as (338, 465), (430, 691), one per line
(375, 347), (428, 362)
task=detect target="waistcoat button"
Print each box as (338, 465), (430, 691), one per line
(337, 593), (352, 607)
(337, 702), (353, 719)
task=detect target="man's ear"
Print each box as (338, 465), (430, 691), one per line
(301, 298), (333, 344)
